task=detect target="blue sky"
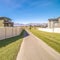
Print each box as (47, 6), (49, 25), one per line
(0, 0), (60, 24)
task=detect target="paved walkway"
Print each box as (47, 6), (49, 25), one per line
(16, 30), (60, 60)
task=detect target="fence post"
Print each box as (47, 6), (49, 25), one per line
(15, 27), (17, 36)
(12, 27), (13, 37)
(5, 27), (6, 39)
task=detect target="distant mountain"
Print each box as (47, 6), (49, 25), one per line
(26, 23), (48, 28)
(14, 23), (48, 28)
(26, 23), (41, 26)
(14, 23), (25, 26)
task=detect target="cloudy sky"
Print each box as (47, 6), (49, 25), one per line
(0, 0), (60, 24)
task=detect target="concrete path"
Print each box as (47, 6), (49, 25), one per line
(16, 30), (60, 60)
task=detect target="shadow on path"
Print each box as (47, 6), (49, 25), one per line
(0, 30), (29, 48)
(23, 30), (29, 38)
(0, 30), (24, 48)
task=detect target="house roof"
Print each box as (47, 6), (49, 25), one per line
(48, 17), (60, 21)
(0, 17), (12, 21)
(48, 19), (58, 21)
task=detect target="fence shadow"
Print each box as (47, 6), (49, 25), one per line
(23, 30), (29, 38)
(0, 30), (29, 48)
(0, 30), (21, 47)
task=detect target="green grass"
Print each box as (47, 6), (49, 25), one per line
(30, 28), (60, 53)
(0, 30), (24, 60)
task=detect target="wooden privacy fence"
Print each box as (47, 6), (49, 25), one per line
(0, 27), (22, 40)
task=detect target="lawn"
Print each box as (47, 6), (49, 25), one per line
(0, 30), (24, 60)
(30, 28), (60, 53)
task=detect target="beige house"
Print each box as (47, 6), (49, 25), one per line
(48, 17), (60, 28)
(0, 17), (14, 27)
(0, 20), (4, 27)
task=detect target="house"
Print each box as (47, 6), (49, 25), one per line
(0, 17), (14, 27)
(48, 17), (60, 28)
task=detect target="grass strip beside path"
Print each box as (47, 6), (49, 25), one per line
(0, 30), (24, 60)
(30, 28), (60, 53)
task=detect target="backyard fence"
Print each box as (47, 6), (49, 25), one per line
(0, 27), (22, 40)
(38, 28), (60, 33)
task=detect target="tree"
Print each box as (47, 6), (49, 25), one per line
(29, 25), (32, 30)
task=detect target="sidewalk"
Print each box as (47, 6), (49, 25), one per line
(16, 30), (60, 60)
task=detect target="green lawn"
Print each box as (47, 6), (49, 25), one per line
(30, 28), (60, 53)
(0, 30), (24, 60)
